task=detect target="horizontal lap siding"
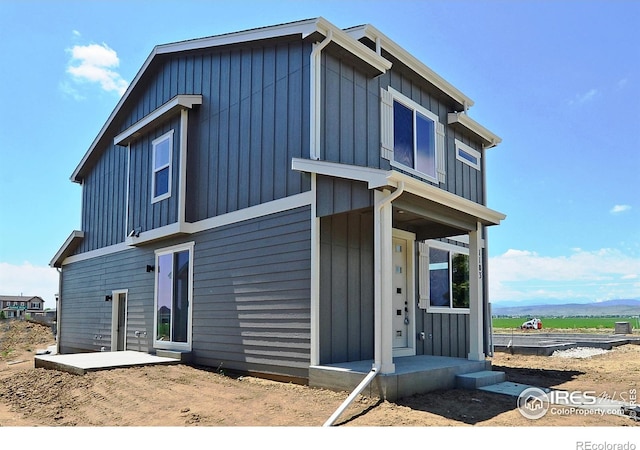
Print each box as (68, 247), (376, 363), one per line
(191, 206), (312, 379)
(59, 248), (155, 353)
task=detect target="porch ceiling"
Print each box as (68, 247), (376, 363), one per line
(393, 192), (476, 240)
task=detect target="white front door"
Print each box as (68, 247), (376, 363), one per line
(392, 229), (416, 357)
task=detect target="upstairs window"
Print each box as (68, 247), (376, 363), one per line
(381, 87), (446, 183)
(455, 139), (481, 171)
(151, 130), (173, 203)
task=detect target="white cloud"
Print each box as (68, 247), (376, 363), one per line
(0, 262), (59, 307)
(66, 43), (129, 96)
(570, 88), (598, 105)
(610, 204), (631, 214)
(489, 248), (640, 303)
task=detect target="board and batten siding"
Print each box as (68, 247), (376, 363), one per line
(77, 144), (128, 254)
(190, 206), (312, 379)
(418, 312), (470, 358)
(320, 50), (484, 205)
(319, 210), (374, 365)
(127, 117), (182, 234)
(185, 40), (311, 221)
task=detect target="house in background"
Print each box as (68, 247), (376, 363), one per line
(50, 17), (505, 398)
(0, 295), (45, 319)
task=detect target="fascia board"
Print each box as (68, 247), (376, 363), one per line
(114, 95), (202, 146)
(314, 18), (392, 74)
(345, 24), (474, 110)
(50, 230), (85, 268)
(386, 171), (506, 226)
(291, 158), (391, 189)
(448, 112), (502, 148)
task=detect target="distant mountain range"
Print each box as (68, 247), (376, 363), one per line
(492, 299), (640, 317)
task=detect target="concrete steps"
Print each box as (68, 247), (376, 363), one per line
(456, 370), (506, 389)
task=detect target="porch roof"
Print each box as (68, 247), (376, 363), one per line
(292, 158), (506, 231)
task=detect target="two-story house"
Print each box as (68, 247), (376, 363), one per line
(0, 295), (45, 319)
(50, 18), (505, 398)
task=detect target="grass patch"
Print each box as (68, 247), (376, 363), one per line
(492, 316), (639, 330)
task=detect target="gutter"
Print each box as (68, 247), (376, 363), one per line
(323, 182), (405, 427)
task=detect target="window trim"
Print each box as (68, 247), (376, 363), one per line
(153, 241), (195, 351)
(424, 239), (470, 314)
(455, 139), (481, 171)
(151, 130), (174, 203)
(381, 87), (446, 184)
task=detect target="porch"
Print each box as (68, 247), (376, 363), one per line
(309, 354), (492, 402)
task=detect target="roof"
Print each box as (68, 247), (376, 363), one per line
(69, 17), (391, 183)
(0, 295), (44, 303)
(69, 17), (495, 183)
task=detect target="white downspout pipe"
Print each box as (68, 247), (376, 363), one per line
(309, 30), (332, 160)
(323, 181), (404, 427)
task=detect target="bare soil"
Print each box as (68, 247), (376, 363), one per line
(0, 320), (638, 427)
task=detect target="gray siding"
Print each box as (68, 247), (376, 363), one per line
(127, 117), (182, 234)
(191, 206), (311, 379)
(319, 210), (374, 364)
(60, 206), (311, 379)
(77, 144), (128, 253)
(76, 37), (312, 254)
(316, 176), (373, 218)
(418, 312), (470, 358)
(320, 51), (485, 205)
(59, 247), (156, 353)
(185, 41), (311, 221)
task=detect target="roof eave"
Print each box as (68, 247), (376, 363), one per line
(447, 112), (502, 148)
(344, 24), (474, 111)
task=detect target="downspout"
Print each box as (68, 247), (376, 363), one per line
(309, 30), (333, 160)
(323, 181), (405, 427)
(55, 267), (62, 354)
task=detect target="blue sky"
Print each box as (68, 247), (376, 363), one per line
(0, 0), (638, 307)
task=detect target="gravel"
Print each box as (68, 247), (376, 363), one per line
(551, 347), (610, 359)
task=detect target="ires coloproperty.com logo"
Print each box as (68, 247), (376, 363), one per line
(517, 387), (637, 420)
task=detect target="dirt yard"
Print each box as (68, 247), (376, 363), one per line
(0, 320), (638, 427)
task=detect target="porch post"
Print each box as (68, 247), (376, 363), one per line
(468, 221), (485, 361)
(374, 189), (395, 374)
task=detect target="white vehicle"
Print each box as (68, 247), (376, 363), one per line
(521, 318), (543, 330)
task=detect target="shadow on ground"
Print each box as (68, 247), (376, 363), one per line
(493, 365), (585, 389)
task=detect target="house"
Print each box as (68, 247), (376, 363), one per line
(50, 17), (505, 396)
(0, 295), (45, 319)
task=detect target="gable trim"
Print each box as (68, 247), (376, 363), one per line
(345, 24), (474, 111)
(50, 230), (84, 268)
(113, 95), (202, 147)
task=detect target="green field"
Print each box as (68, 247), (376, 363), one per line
(492, 316), (640, 330)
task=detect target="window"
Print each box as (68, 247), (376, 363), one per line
(455, 139), (481, 170)
(381, 87), (446, 183)
(419, 240), (470, 312)
(151, 130), (173, 203)
(154, 242), (194, 350)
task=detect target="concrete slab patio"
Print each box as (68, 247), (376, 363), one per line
(34, 351), (180, 375)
